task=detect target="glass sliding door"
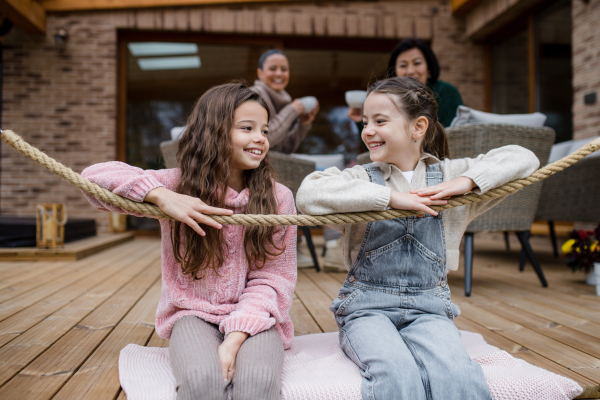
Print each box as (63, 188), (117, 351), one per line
(490, 0), (572, 143)
(535, 0), (572, 143)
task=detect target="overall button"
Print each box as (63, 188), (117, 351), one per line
(339, 294), (346, 299)
(440, 281), (447, 287)
(348, 276), (356, 283)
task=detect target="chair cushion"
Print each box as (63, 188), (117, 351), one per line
(450, 106), (547, 128)
(290, 153), (345, 171)
(547, 135), (600, 163)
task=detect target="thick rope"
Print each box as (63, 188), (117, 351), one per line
(3, 129), (600, 226)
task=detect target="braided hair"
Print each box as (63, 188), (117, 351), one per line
(367, 76), (449, 159)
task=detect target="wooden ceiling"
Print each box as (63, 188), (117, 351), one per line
(0, 0), (310, 35)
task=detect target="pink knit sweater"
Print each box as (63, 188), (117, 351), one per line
(81, 162), (297, 349)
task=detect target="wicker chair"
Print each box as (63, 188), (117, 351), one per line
(159, 141), (321, 271)
(534, 136), (600, 257)
(446, 124), (555, 296)
(356, 152), (371, 165)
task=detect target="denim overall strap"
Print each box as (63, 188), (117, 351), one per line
(425, 162), (443, 187)
(347, 162), (447, 289)
(362, 163), (385, 186)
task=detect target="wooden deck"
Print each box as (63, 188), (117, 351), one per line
(0, 234), (598, 399)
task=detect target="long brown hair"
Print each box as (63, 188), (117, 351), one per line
(367, 76), (450, 159)
(171, 82), (284, 279)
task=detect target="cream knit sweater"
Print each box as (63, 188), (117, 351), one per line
(296, 146), (540, 272)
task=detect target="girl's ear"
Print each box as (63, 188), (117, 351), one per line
(412, 116), (429, 141)
(257, 68), (263, 80)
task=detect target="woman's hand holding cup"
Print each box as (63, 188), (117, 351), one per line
(300, 100), (319, 126)
(345, 90), (367, 123)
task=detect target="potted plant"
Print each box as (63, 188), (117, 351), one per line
(562, 223), (600, 295)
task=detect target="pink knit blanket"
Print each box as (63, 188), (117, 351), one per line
(119, 331), (582, 400)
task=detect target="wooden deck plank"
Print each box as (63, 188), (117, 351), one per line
(0, 239), (146, 306)
(456, 301), (600, 382)
(295, 270), (338, 333)
(0, 240), (158, 354)
(460, 281), (600, 342)
(0, 241), (158, 366)
(0, 233), (135, 261)
(0, 262), (46, 281)
(0, 245), (144, 323)
(302, 268), (344, 300)
(0, 253), (161, 397)
(0, 261), (73, 301)
(457, 268), (600, 323)
(146, 331), (169, 348)
(290, 297), (323, 336)
(51, 279), (162, 400)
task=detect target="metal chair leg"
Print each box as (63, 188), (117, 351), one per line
(464, 232), (474, 297)
(515, 231), (548, 287)
(302, 226), (321, 272)
(548, 221), (559, 258)
(519, 247), (527, 271)
(503, 231), (511, 252)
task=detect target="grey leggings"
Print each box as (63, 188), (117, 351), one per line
(169, 316), (284, 400)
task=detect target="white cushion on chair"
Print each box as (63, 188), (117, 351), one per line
(450, 106), (547, 128)
(290, 154), (345, 171)
(547, 136), (600, 163)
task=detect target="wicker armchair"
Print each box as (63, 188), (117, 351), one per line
(356, 151), (371, 165)
(159, 141), (320, 271)
(534, 136), (600, 257)
(446, 124), (555, 296)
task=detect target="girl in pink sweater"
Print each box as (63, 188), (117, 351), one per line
(82, 83), (297, 400)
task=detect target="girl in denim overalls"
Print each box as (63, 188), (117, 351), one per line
(297, 76), (540, 400)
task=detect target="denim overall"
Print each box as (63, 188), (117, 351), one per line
(330, 163), (492, 400)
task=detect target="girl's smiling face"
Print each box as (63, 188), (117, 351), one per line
(362, 93), (427, 171)
(230, 101), (270, 176)
(257, 54), (290, 92)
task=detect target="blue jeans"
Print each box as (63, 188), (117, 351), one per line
(330, 164), (491, 400)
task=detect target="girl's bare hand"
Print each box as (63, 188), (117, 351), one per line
(144, 187), (233, 236)
(217, 331), (249, 382)
(389, 191), (447, 216)
(411, 177), (477, 200)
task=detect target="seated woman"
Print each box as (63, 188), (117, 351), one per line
(253, 49), (318, 154)
(348, 39), (463, 128)
(388, 38), (463, 127)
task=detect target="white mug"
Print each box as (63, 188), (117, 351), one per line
(299, 96), (317, 113)
(345, 90), (367, 109)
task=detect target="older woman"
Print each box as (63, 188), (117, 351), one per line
(252, 49), (318, 154)
(388, 38), (463, 127)
(348, 39), (463, 128)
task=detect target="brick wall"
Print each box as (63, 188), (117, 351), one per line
(1, 1), (484, 233)
(572, 0), (600, 140)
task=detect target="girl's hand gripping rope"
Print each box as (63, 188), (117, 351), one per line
(411, 176), (477, 200)
(217, 331), (249, 382)
(144, 187), (233, 236)
(389, 191), (447, 217)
